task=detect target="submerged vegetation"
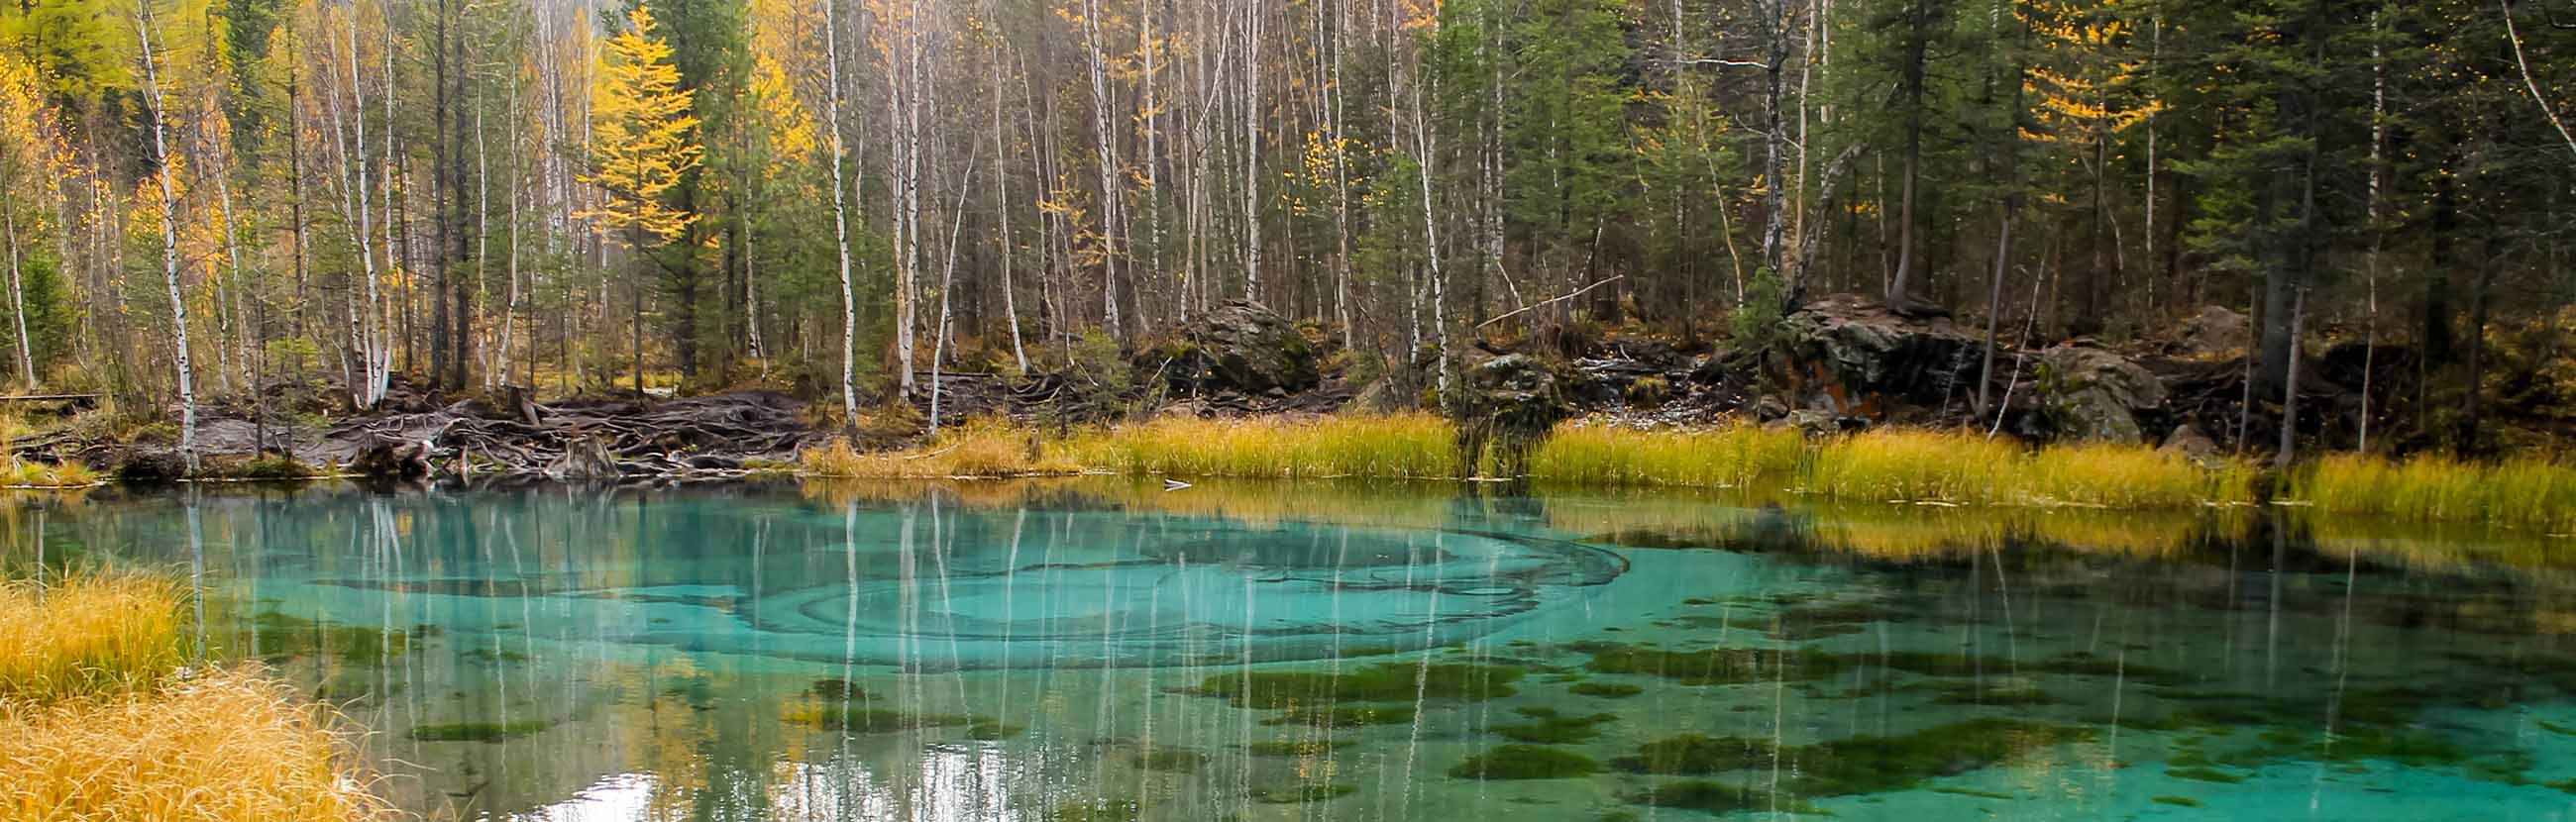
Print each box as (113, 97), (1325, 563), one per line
(0, 574), (388, 820)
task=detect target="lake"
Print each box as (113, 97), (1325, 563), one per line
(14, 477), (2576, 821)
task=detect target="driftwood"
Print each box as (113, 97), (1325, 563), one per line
(320, 390), (819, 479)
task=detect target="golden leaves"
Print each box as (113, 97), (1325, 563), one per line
(577, 5), (701, 245)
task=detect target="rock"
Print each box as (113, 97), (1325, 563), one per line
(1752, 395), (1790, 422)
(2159, 423), (2220, 463)
(115, 448), (190, 482)
(547, 435), (620, 479)
(2037, 345), (2169, 444)
(1777, 294), (1981, 414)
(1158, 300), (1321, 395)
(1455, 354), (1572, 474)
(348, 437), (432, 479)
(2179, 306), (2251, 356)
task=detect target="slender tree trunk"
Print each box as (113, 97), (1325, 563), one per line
(824, 0), (860, 430)
(1, 204), (33, 387)
(136, 6), (197, 471)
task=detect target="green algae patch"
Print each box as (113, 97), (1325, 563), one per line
(2165, 767), (2244, 783)
(1262, 703), (1416, 728)
(1251, 782), (1356, 803)
(1612, 733), (1773, 774)
(1928, 786), (2017, 800)
(410, 720), (550, 742)
(811, 677), (865, 699)
(1613, 719), (2091, 799)
(1195, 662), (1522, 707)
(790, 707), (1013, 736)
(1624, 780), (1833, 816)
(1047, 799), (1141, 822)
(1581, 644), (2182, 689)
(1570, 681), (1644, 698)
(1448, 745), (1602, 779)
(248, 611), (429, 667)
(1249, 739), (1353, 757)
(1133, 748), (1207, 773)
(2152, 795), (2204, 807)
(1494, 706), (1618, 744)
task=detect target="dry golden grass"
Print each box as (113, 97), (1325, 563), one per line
(1084, 412), (1462, 478)
(801, 418), (1088, 478)
(2291, 452), (2576, 533)
(1802, 428), (2254, 508)
(0, 573), (183, 703)
(0, 668), (393, 822)
(1526, 422), (1806, 488)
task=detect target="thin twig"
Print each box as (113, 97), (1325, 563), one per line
(1477, 275), (1628, 329)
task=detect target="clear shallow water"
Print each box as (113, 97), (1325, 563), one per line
(14, 478), (2576, 821)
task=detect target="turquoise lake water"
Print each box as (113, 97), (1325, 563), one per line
(15, 477), (2576, 821)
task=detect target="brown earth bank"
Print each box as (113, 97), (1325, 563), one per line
(7, 295), (2553, 483)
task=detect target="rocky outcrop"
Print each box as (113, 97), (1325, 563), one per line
(2178, 306), (2251, 356)
(1157, 300), (1320, 395)
(1776, 294), (1980, 415)
(2159, 423), (2219, 463)
(114, 448), (189, 482)
(1454, 354), (1571, 474)
(2037, 344), (2169, 444)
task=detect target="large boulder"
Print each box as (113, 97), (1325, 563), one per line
(1776, 294), (1980, 414)
(2178, 306), (2251, 356)
(1454, 354), (1572, 474)
(2037, 344), (2168, 444)
(1158, 300), (1320, 395)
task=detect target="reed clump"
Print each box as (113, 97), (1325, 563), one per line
(0, 668), (393, 821)
(1527, 423), (1805, 488)
(1801, 428), (2253, 508)
(0, 573), (183, 702)
(1088, 412), (1461, 478)
(2291, 453), (2576, 533)
(800, 418), (1087, 478)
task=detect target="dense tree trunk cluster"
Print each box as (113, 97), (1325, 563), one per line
(0, 0), (2568, 456)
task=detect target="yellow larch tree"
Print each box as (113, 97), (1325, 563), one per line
(580, 4), (700, 246)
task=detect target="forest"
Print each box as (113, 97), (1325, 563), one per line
(0, 0), (2572, 463)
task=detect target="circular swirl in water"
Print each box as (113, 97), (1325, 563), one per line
(728, 516), (1624, 668)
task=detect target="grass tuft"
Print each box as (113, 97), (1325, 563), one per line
(2290, 453), (2576, 533)
(1527, 422), (1805, 488)
(0, 668), (393, 821)
(1804, 428), (2253, 508)
(1086, 413), (1460, 479)
(0, 573), (183, 703)
(800, 418), (1087, 478)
